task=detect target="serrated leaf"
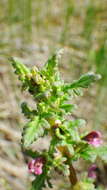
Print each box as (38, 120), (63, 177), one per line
(40, 118), (50, 129)
(69, 119), (86, 128)
(67, 144), (74, 155)
(53, 156), (70, 176)
(44, 54), (58, 75)
(70, 128), (80, 142)
(31, 172), (46, 190)
(81, 145), (107, 163)
(21, 102), (37, 119)
(73, 181), (96, 190)
(10, 57), (30, 76)
(73, 88), (83, 96)
(61, 164), (70, 176)
(41, 49), (63, 81)
(74, 72), (101, 88)
(22, 116), (40, 147)
(22, 117), (50, 148)
(44, 49), (63, 73)
(41, 112), (55, 119)
(96, 145), (107, 163)
(58, 138), (75, 155)
(23, 149), (40, 158)
(60, 104), (77, 113)
(64, 121), (81, 141)
(46, 177), (53, 188)
(80, 146), (97, 162)
(63, 72), (101, 92)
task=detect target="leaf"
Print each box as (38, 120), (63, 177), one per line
(53, 156), (70, 176)
(44, 54), (58, 75)
(69, 128), (80, 142)
(41, 49), (63, 80)
(40, 118), (50, 129)
(80, 146), (97, 162)
(67, 144), (74, 155)
(10, 57), (30, 77)
(22, 117), (50, 147)
(59, 163), (70, 176)
(22, 116), (39, 147)
(46, 177), (53, 188)
(60, 104), (77, 113)
(63, 72), (101, 92)
(73, 88), (83, 96)
(64, 121), (82, 142)
(74, 72), (101, 88)
(21, 102), (37, 119)
(81, 145), (107, 163)
(31, 173), (46, 190)
(40, 112), (54, 119)
(73, 180), (96, 190)
(31, 167), (53, 190)
(58, 138), (75, 155)
(23, 149), (40, 158)
(69, 119), (86, 128)
(96, 145), (107, 163)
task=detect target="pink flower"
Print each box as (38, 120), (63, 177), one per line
(88, 164), (97, 179)
(28, 157), (44, 175)
(83, 131), (103, 147)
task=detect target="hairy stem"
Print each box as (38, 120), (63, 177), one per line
(69, 163), (78, 186)
(57, 146), (78, 186)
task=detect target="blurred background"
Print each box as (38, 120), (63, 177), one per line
(0, 0), (107, 189)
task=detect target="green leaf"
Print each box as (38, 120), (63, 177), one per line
(69, 119), (86, 128)
(59, 163), (70, 176)
(41, 49), (63, 80)
(31, 172), (46, 190)
(67, 144), (74, 155)
(44, 54), (58, 75)
(80, 145), (107, 163)
(63, 72), (101, 92)
(10, 57), (30, 77)
(80, 146), (97, 162)
(96, 145), (107, 163)
(40, 118), (50, 129)
(23, 149), (40, 158)
(58, 138), (75, 155)
(63, 120), (82, 142)
(46, 177), (53, 188)
(22, 116), (39, 147)
(75, 72), (101, 88)
(22, 117), (50, 147)
(70, 128), (80, 142)
(73, 88), (83, 96)
(21, 102), (37, 119)
(73, 180), (96, 190)
(60, 104), (77, 113)
(53, 156), (70, 176)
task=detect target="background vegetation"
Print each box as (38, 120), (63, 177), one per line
(0, 0), (107, 189)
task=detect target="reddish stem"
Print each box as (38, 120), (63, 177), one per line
(69, 163), (78, 186)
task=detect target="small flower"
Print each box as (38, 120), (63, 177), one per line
(55, 119), (61, 126)
(88, 164), (97, 179)
(28, 157), (44, 175)
(52, 119), (61, 129)
(83, 131), (103, 147)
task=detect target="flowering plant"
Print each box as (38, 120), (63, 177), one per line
(10, 50), (107, 190)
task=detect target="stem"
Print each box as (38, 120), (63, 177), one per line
(58, 146), (78, 186)
(69, 163), (78, 186)
(49, 137), (58, 156)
